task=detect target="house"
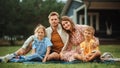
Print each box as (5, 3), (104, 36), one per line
(61, 0), (120, 44)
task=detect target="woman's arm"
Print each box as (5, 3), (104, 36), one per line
(92, 37), (99, 48)
(42, 46), (51, 62)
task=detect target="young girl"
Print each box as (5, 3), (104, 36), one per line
(74, 26), (101, 62)
(10, 24), (53, 62)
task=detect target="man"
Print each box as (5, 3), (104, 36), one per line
(46, 12), (69, 60)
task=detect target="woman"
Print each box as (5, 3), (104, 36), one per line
(60, 16), (99, 62)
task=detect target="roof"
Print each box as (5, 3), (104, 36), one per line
(61, 0), (120, 16)
(61, 0), (72, 16)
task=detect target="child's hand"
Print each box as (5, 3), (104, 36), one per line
(83, 56), (87, 62)
(80, 48), (84, 54)
(75, 46), (83, 54)
(91, 42), (97, 48)
(92, 50), (96, 53)
(42, 58), (46, 62)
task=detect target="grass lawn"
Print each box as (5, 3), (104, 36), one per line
(0, 45), (120, 68)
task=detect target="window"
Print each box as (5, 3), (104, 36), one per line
(79, 12), (99, 31)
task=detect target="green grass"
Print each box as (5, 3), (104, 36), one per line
(0, 45), (120, 68)
(100, 45), (120, 58)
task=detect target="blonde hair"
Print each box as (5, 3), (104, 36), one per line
(34, 24), (46, 37)
(48, 12), (59, 19)
(84, 26), (95, 35)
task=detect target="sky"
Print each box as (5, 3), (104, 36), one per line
(57, 0), (67, 3)
(19, 0), (67, 3)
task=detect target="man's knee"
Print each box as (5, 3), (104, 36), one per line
(16, 48), (26, 55)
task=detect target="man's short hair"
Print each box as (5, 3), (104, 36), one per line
(48, 12), (59, 18)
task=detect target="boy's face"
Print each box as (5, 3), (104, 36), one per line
(49, 15), (59, 28)
(36, 28), (45, 40)
(84, 30), (93, 40)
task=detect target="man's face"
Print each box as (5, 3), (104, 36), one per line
(49, 15), (59, 27)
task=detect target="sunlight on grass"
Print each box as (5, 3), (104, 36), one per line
(0, 45), (120, 68)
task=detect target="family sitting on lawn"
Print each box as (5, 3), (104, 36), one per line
(0, 12), (116, 63)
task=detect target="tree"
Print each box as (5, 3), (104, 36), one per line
(0, 0), (65, 45)
(38, 0), (65, 27)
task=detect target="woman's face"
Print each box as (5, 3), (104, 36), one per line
(61, 20), (71, 30)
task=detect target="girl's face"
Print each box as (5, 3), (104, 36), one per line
(36, 28), (45, 40)
(61, 20), (71, 30)
(83, 30), (93, 40)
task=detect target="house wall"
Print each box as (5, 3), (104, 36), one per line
(78, 9), (120, 39)
(86, 2), (120, 10)
(98, 9), (120, 39)
(66, 1), (82, 17)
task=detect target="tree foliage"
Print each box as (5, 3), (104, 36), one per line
(0, 0), (65, 37)
(0, 0), (65, 45)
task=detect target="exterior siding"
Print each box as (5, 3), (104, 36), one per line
(66, 1), (83, 16)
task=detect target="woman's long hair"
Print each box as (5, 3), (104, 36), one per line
(61, 16), (75, 33)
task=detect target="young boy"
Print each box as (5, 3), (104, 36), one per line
(74, 26), (101, 62)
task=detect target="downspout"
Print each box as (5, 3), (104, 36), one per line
(85, 0), (91, 25)
(84, 4), (87, 25)
(73, 10), (77, 24)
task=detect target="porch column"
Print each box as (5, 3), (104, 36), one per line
(73, 10), (77, 24)
(84, 4), (87, 25)
(73, 4), (86, 24)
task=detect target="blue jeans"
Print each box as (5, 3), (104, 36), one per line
(10, 54), (43, 62)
